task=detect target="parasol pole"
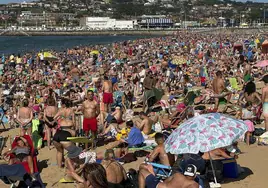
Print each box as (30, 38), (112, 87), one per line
(208, 151), (218, 184)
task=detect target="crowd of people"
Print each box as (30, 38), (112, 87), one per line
(0, 32), (268, 188)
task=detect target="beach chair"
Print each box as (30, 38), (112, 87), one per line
(0, 107), (7, 129)
(147, 162), (172, 180)
(0, 136), (8, 159)
(228, 77), (242, 91)
(2, 135), (45, 188)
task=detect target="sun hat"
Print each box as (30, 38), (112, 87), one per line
(66, 145), (82, 159)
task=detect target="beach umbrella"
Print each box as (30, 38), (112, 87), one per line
(165, 113), (247, 154)
(38, 52), (58, 61)
(254, 60), (268, 67)
(262, 40), (268, 46)
(90, 50), (99, 55)
(165, 113), (247, 185)
(233, 42), (242, 47)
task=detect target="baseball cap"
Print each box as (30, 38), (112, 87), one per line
(184, 164), (197, 177)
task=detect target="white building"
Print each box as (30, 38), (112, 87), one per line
(80, 17), (135, 29)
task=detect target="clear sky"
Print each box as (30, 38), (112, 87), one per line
(1, 0), (268, 3)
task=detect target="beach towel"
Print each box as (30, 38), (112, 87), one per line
(32, 119), (42, 149)
(229, 77), (241, 90)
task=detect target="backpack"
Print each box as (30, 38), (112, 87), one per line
(124, 169), (139, 188)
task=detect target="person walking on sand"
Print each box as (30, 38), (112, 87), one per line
(81, 90), (100, 149)
(102, 76), (113, 112)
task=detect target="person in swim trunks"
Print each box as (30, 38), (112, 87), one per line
(16, 99), (33, 136)
(81, 90), (100, 149)
(102, 76), (113, 112)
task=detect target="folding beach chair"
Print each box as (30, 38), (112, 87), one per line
(147, 162), (172, 180)
(3, 135), (45, 188)
(0, 107), (7, 129)
(0, 136), (8, 159)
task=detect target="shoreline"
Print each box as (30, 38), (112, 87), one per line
(0, 30), (176, 36)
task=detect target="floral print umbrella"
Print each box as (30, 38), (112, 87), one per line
(165, 113), (248, 154)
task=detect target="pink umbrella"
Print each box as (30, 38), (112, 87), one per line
(255, 60), (268, 67)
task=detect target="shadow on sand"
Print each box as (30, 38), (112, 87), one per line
(37, 159), (49, 173)
(223, 166), (254, 184)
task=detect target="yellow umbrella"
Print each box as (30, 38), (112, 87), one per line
(38, 52), (58, 61)
(255, 39), (260, 44)
(90, 50), (99, 55)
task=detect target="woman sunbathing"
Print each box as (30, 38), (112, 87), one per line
(3, 137), (34, 176)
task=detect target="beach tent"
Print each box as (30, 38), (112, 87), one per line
(262, 40), (268, 54)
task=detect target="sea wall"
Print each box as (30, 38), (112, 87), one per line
(0, 28), (266, 36)
(1, 30), (175, 36)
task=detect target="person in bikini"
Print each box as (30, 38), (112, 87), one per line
(101, 149), (127, 188)
(81, 90), (100, 149)
(44, 97), (58, 150)
(54, 98), (76, 136)
(16, 99), (33, 136)
(102, 76), (113, 112)
(53, 99), (76, 168)
(148, 133), (175, 167)
(4, 136), (35, 178)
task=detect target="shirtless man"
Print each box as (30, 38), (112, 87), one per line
(261, 75), (268, 131)
(102, 76), (113, 112)
(81, 90), (100, 149)
(148, 133), (175, 167)
(135, 112), (154, 135)
(139, 164), (198, 188)
(16, 99), (33, 136)
(70, 64), (80, 83)
(212, 71), (231, 110)
(101, 149), (127, 187)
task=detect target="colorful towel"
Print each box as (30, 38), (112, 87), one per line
(32, 119), (42, 149)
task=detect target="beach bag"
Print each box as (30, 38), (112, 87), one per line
(119, 153), (137, 163)
(258, 132), (268, 145)
(124, 169), (139, 188)
(134, 150), (150, 158)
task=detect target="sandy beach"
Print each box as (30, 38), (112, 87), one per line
(0, 122), (267, 188)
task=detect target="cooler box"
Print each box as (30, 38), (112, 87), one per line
(222, 159), (239, 178)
